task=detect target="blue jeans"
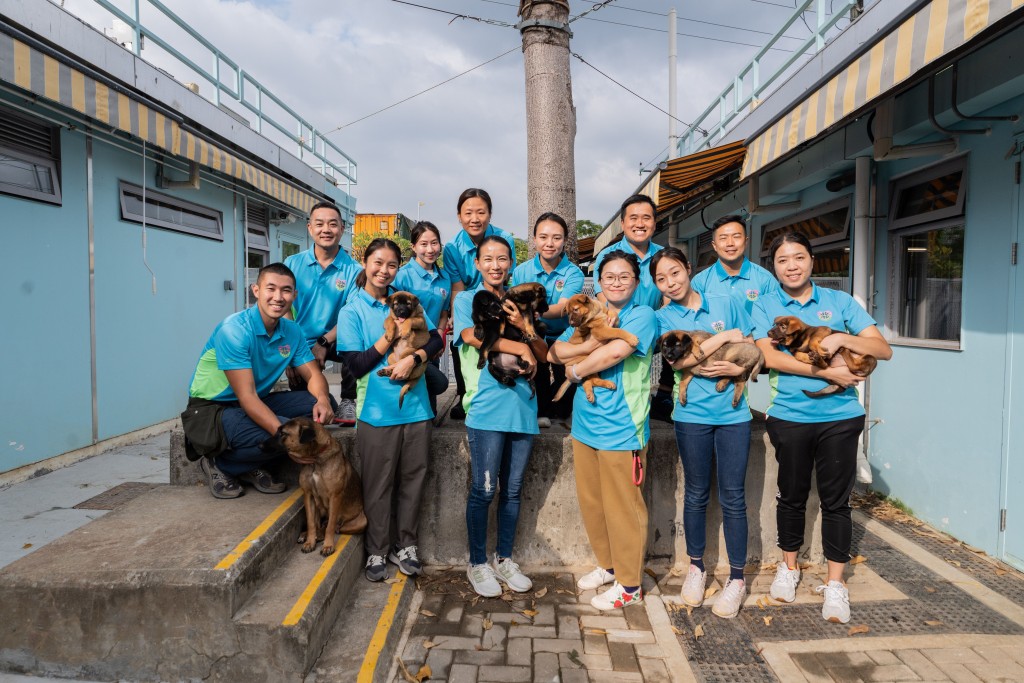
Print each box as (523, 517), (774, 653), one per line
(216, 391), (324, 476)
(465, 427), (534, 565)
(673, 420), (751, 570)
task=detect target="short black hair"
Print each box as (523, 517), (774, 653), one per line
(474, 234), (513, 259)
(256, 262), (296, 285)
(411, 221), (441, 244)
(619, 194), (657, 221)
(457, 188), (493, 214)
(533, 211), (568, 238)
(308, 201), (342, 222)
(648, 247), (690, 279)
(597, 249), (641, 279)
(711, 214), (746, 235)
(768, 232), (814, 261)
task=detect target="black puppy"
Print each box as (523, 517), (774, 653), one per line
(471, 288), (541, 396)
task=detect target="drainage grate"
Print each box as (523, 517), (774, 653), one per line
(73, 482), (165, 510)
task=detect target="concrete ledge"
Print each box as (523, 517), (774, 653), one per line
(170, 418), (825, 569)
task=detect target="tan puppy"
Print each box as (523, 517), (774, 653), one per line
(553, 294), (640, 403)
(263, 417), (367, 556)
(767, 315), (877, 397)
(657, 330), (763, 408)
(376, 291), (430, 408)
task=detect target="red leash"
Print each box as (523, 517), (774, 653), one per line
(632, 450), (644, 486)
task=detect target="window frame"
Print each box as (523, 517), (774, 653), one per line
(888, 156), (968, 232)
(0, 143), (62, 205)
(759, 196), (852, 292)
(118, 181), (223, 240)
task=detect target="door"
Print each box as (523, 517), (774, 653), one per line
(1003, 143), (1024, 568)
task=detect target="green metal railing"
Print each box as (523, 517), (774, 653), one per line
(678, 0), (860, 157)
(91, 0), (357, 191)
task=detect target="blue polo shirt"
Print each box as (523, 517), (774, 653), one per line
(557, 300), (658, 451)
(592, 241), (665, 310)
(284, 247), (362, 346)
(750, 284), (876, 423)
(393, 259), (451, 328)
(189, 306), (314, 402)
(691, 259), (779, 317)
(655, 294), (755, 425)
(510, 254), (585, 339)
(452, 286), (538, 435)
(441, 224), (517, 291)
(335, 288), (435, 427)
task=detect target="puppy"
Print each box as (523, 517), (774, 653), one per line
(376, 291), (430, 408)
(553, 294), (639, 403)
(262, 417), (367, 556)
(767, 315), (878, 397)
(471, 285), (550, 396)
(502, 282), (550, 341)
(658, 330), (763, 408)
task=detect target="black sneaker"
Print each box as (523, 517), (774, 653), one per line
(200, 458), (243, 499)
(239, 468), (286, 494)
(388, 545), (423, 576)
(365, 554), (388, 582)
(449, 401), (466, 420)
(649, 396), (674, 424)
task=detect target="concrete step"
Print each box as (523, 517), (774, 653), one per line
(0, 485), (310, 681)
(231, 530), (365, 679)
(308, 569), (418, 683)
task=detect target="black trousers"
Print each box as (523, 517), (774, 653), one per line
(766, 415), (864, 563)
(450, 341), (466, 397)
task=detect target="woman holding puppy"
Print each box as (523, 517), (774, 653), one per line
(452, 235), (547, 597)
(651, 247), (756, 619)
(336, 238), (445, 583)
(751, 232), (891, 624)
(548, 250), (657, 611)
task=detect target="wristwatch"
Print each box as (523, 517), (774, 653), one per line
(412, 353), (423, 366)
(317, 336), (330, 348)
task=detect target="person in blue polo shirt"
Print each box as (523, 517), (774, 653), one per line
(652, 247), (757, 619)
(394, 220), (451, 415)
(751, 232), (891, 625)
(452, 235), (545, 598)
(184, 263), (334, 499)
(548, 250), (657, 611)
(510, 212), (585, 427)
(690, 214), (779, 316)
(336, 238), (445, 583)
(442, 188), (516, 420)
(592, 194), (664, 310)
(283, 201), (362, 426)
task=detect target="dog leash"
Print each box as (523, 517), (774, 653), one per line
(631, 450), (644, 486)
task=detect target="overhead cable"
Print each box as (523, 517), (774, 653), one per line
(390, 0), (516, 27)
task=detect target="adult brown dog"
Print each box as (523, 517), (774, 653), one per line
(553, 294), (639, 403)
(263, 417), (367, 556)
(376, 291), (430, 408)
(657, 330), (763, 408)
(767, 315), (878, 397)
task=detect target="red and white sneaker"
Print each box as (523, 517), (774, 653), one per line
(591, 581), (644, 611)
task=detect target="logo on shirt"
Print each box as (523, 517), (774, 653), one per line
(746, 289), (759, 302)
(818, 311), (833, 322)
(711, 320), (726, 333)
(335, 278), (347, 291)
(440, 288), (448, 299)
(278, 344), (291, 358)
(555, 279), (565, 292)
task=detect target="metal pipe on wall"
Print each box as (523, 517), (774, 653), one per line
(86, 135), (98, 444)
(853, 155), (872, 483)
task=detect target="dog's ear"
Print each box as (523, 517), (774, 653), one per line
(299, 426), (317, 444)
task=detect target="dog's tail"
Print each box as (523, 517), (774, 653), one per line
(552, 379), (573, 402)
(749, 351), (765, 383)
(803, 384), (844, 398)
(399, 383), (409, 408)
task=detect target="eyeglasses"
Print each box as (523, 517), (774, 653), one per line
(600, 274), (635, 285)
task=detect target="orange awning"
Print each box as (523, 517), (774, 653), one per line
(658, 141), (747, 214)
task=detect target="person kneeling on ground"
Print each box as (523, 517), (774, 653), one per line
(182, 263), (335, 499)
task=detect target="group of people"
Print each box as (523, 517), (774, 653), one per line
(181, 188), (891, 624)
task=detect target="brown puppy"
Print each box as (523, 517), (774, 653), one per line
(376, 291), (430, 408)
(553, 294), (640, 403)
(767, 315), (878, 397)
(658, 330), (763, 408)
(503, 282), (550, 342)
(264, 417), (367, 556)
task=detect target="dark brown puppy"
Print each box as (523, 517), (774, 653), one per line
(658, 330), (763, 408)
(472, 284), (550, 396)
(376, 291), (430, 408)
(502, 282), (549, 342)
(553, 294), (640, 403)
(264, 417), (367, 556)
(767, 315), (878, 397)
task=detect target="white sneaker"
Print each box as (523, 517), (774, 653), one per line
(816, 580), (851, 623)
(467, 563), (502, 597)
(334, 398), (356, 426)
(537, 417), (552, 428)
(680, 565), (707, 607)
(577, 566), (615, 591)
(712, 579), (745, 618)
(591, 582), (643, 611)
(492, 556), (533, 592)
(769, 563), (801, 603)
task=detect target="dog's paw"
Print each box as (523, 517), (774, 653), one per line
(297, 531), (308, 544)
(320, 544), (336, 557)
(301, 541), (317, 553)
(377, 367), (392, 377)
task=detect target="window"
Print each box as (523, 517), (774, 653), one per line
(0, 108), (61, 204)
(246, 202), (270, 306)
(888, 158), (967, 347)
(280, 233), (303, 260)
(119, 182), (222, 239)
(694, 232), (716, 274)
(761, 197), (852, 292)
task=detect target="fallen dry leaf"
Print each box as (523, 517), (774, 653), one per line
(671, 625), (683, 635)
(703, 585), (719, 600)
(474, 644), (488, 651)
(763, 616), (773, 626)
(924, 620), (943, 627)
(556, 588), (576, 596)
(510, 619), (519, 627)
(848, 624), (870, 636)
(946, 559), (962, 568)
(419, 609), (437, 618)
(534, 587), (548, 598)
(644, 567), (658, 580)
(385, 577), (401, 585)
(585, 628), (608, 636)
(685, 605), (694, 617)
(799, 562), (813, 570)
(694, 624), (705, 639)
(521, 609), (538, 618)
(422, 640), (436, 650)
(924, 586), (937, 593)
(670, 566), (685, 576)
(397, 657), (417, 683)
(482, 618), (492, 631)
(996, 569), (1008, 576)
(415, 664), (431, 682)
(849, 555), (867, 565)
(756, 597), (767, 610)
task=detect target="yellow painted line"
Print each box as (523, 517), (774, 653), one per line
(357, 573), (409, 683)
(214, 489), (302, 571)
(281, 534), (353, 626)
